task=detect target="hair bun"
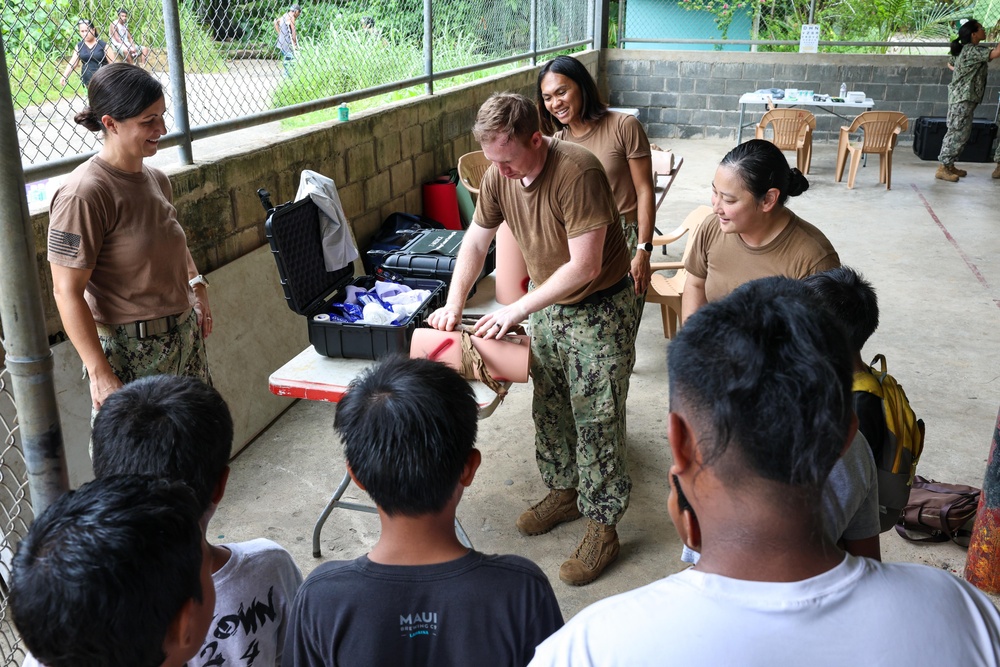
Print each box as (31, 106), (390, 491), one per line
(787, 168), (809, 197)
(74, 107), (103, 133)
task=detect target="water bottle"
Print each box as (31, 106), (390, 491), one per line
(839, 82), (847, 98)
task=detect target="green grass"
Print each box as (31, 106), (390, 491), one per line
(275, 24), (529, 131)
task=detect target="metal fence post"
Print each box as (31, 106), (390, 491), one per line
(424, 0), (433, 96)
(0, 32), (69, 516)
(530, 0), (537, 65)
(163, 0), (194, 165)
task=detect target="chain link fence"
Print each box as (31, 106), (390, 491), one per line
(7, 0), (595, 197)
(0, 366), (30, 667)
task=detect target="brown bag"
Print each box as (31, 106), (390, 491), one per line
(895, 476), (980, 547)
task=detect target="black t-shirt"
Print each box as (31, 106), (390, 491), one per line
(77, 39), (108, 85)
(283, 551), (564, 667)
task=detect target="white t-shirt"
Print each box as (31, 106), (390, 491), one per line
(193, 538), (303, 667)
(529, 554), (1000, 667)
(823, 430), (880, 542)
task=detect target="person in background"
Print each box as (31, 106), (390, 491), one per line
(529, 277), (1000, 667)
(283, 356), (562, 667)
(681, 138), (839, 322)
(47, 63), (212, 413)
(11, 475), (215, 667)
(275, 5), (301, 76)
(59, 20), (113, 88)
(108, 8), (150, 66)
(91, 374), (303, 667)
(537, 55), (656, 296)
(936, 19), (1000, 182)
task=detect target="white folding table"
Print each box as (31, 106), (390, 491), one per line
(736, 92), (876, 144)
(268, 275), (507, 557)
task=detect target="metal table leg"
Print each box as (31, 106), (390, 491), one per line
(312, 470), (474, 557)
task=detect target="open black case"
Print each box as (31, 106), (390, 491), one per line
(262, 195), (445, 359)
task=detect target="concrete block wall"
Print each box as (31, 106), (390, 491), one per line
(27, 53), (586, 341)
(603, 50), (1000, 145)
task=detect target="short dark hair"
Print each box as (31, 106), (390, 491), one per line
(74, 63), (163, 133)
(473, 92), (540, 146)
(11, 475), (206, 667)
(335, 355), (479, 516)
(536, 56), (608, 135)
(92, 374), (233, 513)
(667, 276), (853, 493)
(802, 266), (879, 353)
(719, 139), (809, 207)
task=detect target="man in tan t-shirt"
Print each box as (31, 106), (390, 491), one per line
(428, 93), (640, 586)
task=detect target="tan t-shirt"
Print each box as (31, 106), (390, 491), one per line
(555, 111), (651, 224)
(475, 138), (630, 305)
(685, 210), (841, 303)
(47, 156), (196, 324)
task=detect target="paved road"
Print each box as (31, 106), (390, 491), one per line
(17, 58), (286, 175)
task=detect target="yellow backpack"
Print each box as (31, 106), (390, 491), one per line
(853, 354), (925, 531)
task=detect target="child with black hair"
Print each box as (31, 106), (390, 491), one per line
(12, 475), (215, 667)
(804, 266), (919, 531)
(283, 356), (563, 667)
(91, 374), (302, 667)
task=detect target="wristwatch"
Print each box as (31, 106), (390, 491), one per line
(636, 242), (654, 253)
(189, 274), (210, 289)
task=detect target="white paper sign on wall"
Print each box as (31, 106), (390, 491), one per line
(799, 24), (820, 53)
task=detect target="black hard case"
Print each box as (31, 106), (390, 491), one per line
(912, 116), (998, 162)
(380, 229), (496, 289)
(264, 197), (445, 359)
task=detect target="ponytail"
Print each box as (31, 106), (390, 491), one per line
(951, 20), (981, 57)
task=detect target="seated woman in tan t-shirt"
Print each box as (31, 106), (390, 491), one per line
(682, 139), (840, 322)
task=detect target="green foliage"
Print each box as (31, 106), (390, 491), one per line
(273, 21), (528, 130)
(680, 0), (754, 45)
(978, 0), (1000, 38)
(756, 0), (975, 52)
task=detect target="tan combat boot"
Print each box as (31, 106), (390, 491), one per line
(559, 519), (620, 586)
(992, 164), (1000, 179)
(516, 488), (582, 536)
(949, 164), (967, 177)
(936, 164), (959, 182)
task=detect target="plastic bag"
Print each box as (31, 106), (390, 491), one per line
(295, 170), (360, 272)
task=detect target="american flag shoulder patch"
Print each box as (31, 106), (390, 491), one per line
(49, 230), (82, 259)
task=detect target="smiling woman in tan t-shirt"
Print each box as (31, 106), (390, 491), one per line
(48, 63), (212, 411)
(537, 56), (656, 296)
(682, 139), (840, 322)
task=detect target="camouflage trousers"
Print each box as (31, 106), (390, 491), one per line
(529, 277), (641, 526)
(939, 101), (980, 166)
(622, 218), (648, 312)
(91, 309), (212, 396)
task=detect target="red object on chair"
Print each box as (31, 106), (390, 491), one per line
(423, 175), (463, 230)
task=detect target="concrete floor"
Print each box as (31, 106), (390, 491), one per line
(211, 137), (1000, 620)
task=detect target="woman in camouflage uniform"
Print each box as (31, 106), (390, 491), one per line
(48, 64), (213, 413)
(936, 20), (1000, 182)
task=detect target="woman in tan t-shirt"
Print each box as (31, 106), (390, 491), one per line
(537, 56), (655, 295)
(48, 63), (212, 411)
(681, 139), (840, 322)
